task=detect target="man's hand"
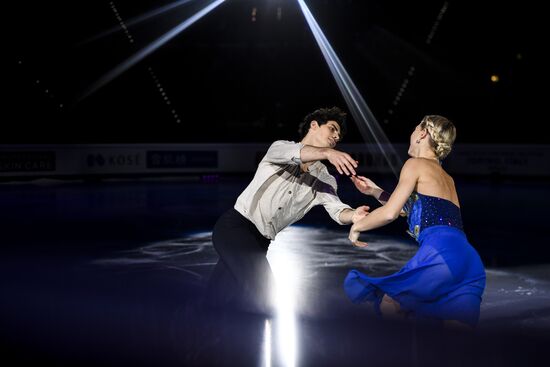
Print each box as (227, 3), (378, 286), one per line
(325, 149), (358, 176)
(352, 205), (370, 223)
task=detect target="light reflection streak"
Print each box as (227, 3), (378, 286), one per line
(296, 0), (402, 177)
(80, 0), (226, 100)
(79, 0), (197, 45)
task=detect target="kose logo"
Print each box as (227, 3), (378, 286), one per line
(87, 154), (141, 167)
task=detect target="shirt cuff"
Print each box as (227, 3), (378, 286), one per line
(292, 143), (305, 165)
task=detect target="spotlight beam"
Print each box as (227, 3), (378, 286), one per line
(79, 0), (198, 46)
(296, 0), (402, 177)
(80, 0), (227, 100)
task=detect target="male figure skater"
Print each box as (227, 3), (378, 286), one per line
(207, 106), (369, 314)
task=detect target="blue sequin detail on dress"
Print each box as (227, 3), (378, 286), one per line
(404, 192), (463, 240)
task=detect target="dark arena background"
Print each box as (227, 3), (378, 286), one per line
(4, 1), (549, 366)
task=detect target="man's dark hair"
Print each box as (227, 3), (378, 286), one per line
(298, 106), (348, 139)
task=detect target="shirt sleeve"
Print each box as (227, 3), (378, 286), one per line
(263, 140), (304, 165)
(316, 171), (353, 225)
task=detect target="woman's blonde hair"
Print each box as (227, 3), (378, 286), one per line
(420, 115), (456, 160)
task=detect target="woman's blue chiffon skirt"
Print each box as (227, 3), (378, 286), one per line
(344, 226), (486, 326)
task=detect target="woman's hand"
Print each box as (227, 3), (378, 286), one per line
(349, 226), (368, 248)
(350, 176), (381, 196)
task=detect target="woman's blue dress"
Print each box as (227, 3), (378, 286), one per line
(344, 192), (486, 326)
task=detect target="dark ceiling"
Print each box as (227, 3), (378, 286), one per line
(9, 0), (543, 144)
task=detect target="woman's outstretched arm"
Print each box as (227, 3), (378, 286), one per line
(349, 159), (420, 247)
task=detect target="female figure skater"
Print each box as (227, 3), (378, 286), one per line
(345, 115), (486, 328)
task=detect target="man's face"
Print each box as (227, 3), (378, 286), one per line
(312, 120), (341, 148)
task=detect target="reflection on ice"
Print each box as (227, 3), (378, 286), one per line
(93, 226), (550, 331)
(481, 267), (550, 329)
(92, 231), (216, 281)
(270, 226), (417, 275)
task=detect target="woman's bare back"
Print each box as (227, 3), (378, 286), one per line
(415, 158), (460, 207)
